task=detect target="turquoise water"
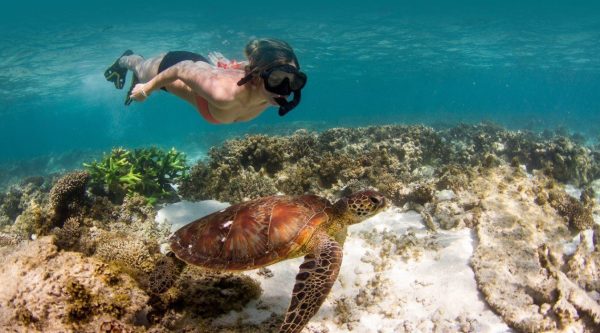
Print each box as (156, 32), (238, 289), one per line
(1, 1), (599, 162)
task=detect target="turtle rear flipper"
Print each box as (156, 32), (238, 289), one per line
(104, 50), (133, 89)
(280, 231), (342, 333)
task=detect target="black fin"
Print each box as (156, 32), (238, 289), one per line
(104, 50), (133, 89)
(124, 73), (139, 106)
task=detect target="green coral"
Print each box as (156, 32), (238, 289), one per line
(84, 147), (188, 204)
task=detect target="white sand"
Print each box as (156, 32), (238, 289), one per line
(156, 200), (231, 232)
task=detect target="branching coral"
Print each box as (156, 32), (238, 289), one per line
(84, 147), (187, 204)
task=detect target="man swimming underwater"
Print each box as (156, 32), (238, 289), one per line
(104, 38), (307, 124)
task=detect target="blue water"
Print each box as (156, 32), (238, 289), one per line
(1, 1), (599, 162)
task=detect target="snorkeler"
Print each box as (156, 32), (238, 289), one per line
(103, 38), (307, 124)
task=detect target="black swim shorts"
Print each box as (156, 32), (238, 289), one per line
(158, 51), (209, 91)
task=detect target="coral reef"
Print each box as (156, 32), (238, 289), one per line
(0, 155), (264, 332)
(179, 125), (443, 203)
(539, 244), (600, 328)
(94, 232), (158, 275)
(180, 124), (600, 204)
(0, 231), (23, 247)
(141, 265), (262, 332)
(53, 217), (82, 250)
(0, 236), (148, 332)
(10, 200), (49, 238)
(1, 123), (599, 332)
(0, 177), (49, 228)
(2, 171), (89, 240)
(145, 255), (184, 295)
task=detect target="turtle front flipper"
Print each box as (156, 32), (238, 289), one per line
(280, 231), (343, 333)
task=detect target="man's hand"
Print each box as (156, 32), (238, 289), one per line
(130, 83), (150, 102)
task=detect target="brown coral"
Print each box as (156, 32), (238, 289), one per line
(53, 217), (82, 250)
(548, 189), (594, 231)
(404, 184), (435, 206)
(48, 171), (90, 226)
(170, 268), (262, 317)
(179, 126), (446, 203)
(146, 255), (184, 295)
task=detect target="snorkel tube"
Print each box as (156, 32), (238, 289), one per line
(236, 72), (255, 86)
(274, 89), (301, 116)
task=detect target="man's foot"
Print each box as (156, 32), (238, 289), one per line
(124, 74), (139, 106)
(104, 50), (133, 89)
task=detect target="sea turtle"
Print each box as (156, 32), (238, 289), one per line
(169, 190), (387, 333)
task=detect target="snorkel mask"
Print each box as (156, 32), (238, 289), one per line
(237, 64), (307, 116)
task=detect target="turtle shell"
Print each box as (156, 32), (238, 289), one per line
(169, 194), (332, 270)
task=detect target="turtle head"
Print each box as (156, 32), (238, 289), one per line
(334, 190), (387, 225)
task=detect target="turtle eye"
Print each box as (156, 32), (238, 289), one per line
(369, 196), (381, 205)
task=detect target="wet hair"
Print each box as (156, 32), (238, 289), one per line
(242, 38), (300, 83)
